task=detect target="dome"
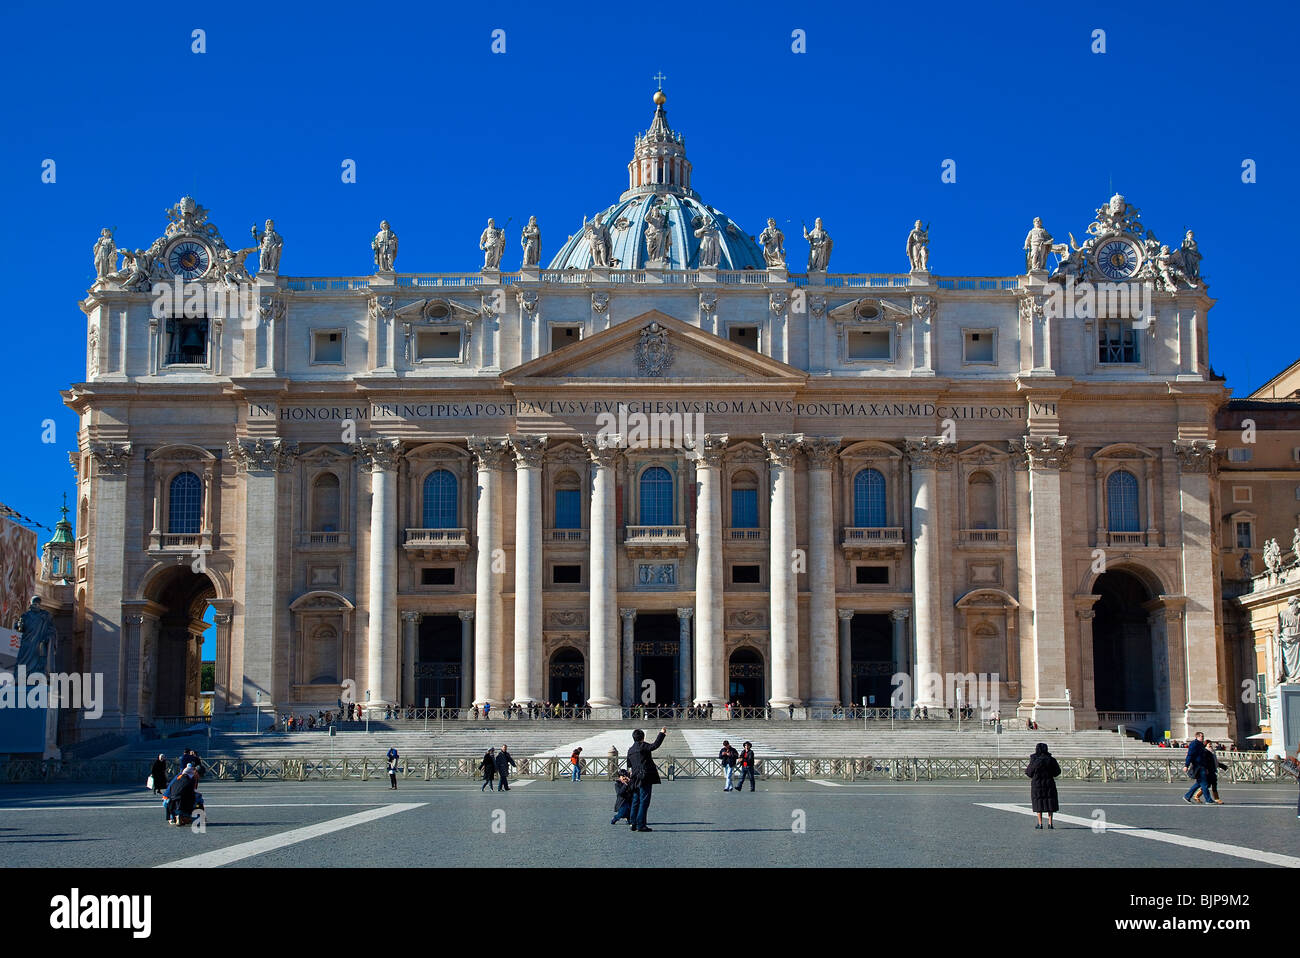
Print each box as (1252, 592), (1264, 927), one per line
(547, 94), (766, 271)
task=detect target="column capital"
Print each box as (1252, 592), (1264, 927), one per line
(619, 608), (637, 623)
(904, 436), (955, 471)
(800, 436), (842, 468)
(458, 609), (475, 621)
(762, 433), (804, 467)
(889, 608), (910, 623)
(510, 434), (548, 468)
(1076, 609), (1095, 621)
(354, 437), (402, 473)
(1009, 435), (1074, 472)
(400, 610), (424, 624)
(837, 608), (855, 621)
(124, 612), (146, 626)
(1171, 438), (1218, 475)
(212, 612), (233, 626)
(676, 607), (694, 621)
(229, 437), (299, 473)
(691, 433), (729, 467)
(467, 435), (513, 470)
(581, 433), (623, 467)
(88, 441), (133, 477)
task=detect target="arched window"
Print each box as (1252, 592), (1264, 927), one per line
(422, 470), (458, 528)
(639, 466), (674, 525)
(853, 468), (886, 527)
(312, 473), (341, 531)
(1106, 470), (1140, 532)
(730, 470), (759, 528)
(168, 472), (202, 534)
(554, 471), (581, 529)
(968, 472), (997, 529)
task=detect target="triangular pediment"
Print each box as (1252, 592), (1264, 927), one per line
(503, 311), (807, 386)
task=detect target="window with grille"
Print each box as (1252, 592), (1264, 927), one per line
(1106, 470), (1140, 531)
(168, 472), (202, 534)
(422, 470), (458, 528)
(639, 466), (674, 525)
(1235, 521), (1252, 550)
(1099, 320), (1140, 364)
(853, 468), (886, 527)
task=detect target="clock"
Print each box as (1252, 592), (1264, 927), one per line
(166, 239), (212, 280)
(1095, 237), (1141, 280)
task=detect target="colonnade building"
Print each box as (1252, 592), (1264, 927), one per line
(65, 92), (1233, 739)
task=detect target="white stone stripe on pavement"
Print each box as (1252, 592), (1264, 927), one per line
(155, 802), (426, 868)
(807, 780), (845, 787)
(976, 803), (1300, 868)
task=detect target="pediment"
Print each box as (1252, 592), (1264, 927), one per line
(503, 311), (807, 386)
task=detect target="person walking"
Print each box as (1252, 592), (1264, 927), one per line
(1198, 744), (1227, 804)
(626, 727), (666, 832)
(495, 745), (517, 790)
(611, 768), (633, 825)
(1026, 742), (1061, 829)
(1183, 732), (1213, 804)
(480, 748), (497, 792)
(570, 747), (583, 782)
(150, 754), (168, 794)
(736, 741), (757, 792)
(386, 747), (399, 790)
(719, 740), (738, 791)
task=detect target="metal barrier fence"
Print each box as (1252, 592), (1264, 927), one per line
(3, 756), (1295, 785)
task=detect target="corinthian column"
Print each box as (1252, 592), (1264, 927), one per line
(692, 434), (728, 706)
(764, 433), (803, 708)
(357, 438), (400, 706)
(583, 434), (622, 708)
(511, 434), (547, 705)
(905, 437), (953, 708)
(802, 436), (841, 706)
(469, 436), (512, 709)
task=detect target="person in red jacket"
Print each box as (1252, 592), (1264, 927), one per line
(736, 742), (757, 792)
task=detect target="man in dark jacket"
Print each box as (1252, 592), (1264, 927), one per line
(1183, 732), (1212, 804)
(626, 728), (666, 832)
(736, 742), (757, 792)
(494, 745), (517, 791)
(611, 769), (632, 825)
(719, 741), (738, 791)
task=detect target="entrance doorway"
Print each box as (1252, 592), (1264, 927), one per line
(728, 647), (764, 707)
(633, 613), (679, 707)
(144, 567), (215, 719)
(416, 615), (462, 709)
(1092, 569), (1167, 724)
(548, 647), (585, 705)
(850, 613), (893, 708)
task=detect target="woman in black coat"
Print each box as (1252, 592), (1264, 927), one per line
(1025, 742), (1061, 829)
(480, 748), (496, 792)
(150, 755), (168, 794)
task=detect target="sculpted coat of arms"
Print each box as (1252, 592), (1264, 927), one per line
(635, 322), (674, 377)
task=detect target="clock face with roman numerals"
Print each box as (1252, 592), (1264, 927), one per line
(1096, 237), (1141, 281)
(166, 239), (212, 280)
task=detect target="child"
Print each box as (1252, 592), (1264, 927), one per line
(611, 768), (632, 825)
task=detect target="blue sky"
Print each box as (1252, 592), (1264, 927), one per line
(1, 0), (1295, 543)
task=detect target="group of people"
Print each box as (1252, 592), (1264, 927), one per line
(717, 740), (757, 792)
(478, 746), (518, 790)
(472, 702), (592, 720)
(151, 748), (206, 827)
(1182, 732), (1230, 805)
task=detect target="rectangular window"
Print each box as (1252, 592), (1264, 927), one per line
(963, 330), (995, 363)
(1235, 522), (1252, 550)
(728, 326), (759, 351)
(554, 489), (581, 529)
(1258, 674), (1269, 721)
(415, 329), (462, 361)
(421, 567), (455, 586)
(1098, 320), (1140, 364)
(731, 488), (758, 528)
(846, 329), (892, 361)
(165, 316), (208, 365)
(550, 326), (581, 352)
(552, 564), (582, 584)
(1226, 448), (1252, 463)
(731, 564), (761, 584)
(312, 330), (344, 364)
(856, 565), (889, 585)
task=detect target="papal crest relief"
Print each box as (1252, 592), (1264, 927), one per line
(635, 322), (674, 377)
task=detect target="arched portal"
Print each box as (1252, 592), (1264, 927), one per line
(548, 647), (585, 706)
(416, 615), (463, 708)
(850, 613), (893, 707)
(142, 567), (216, 720)
(1091, 569), (1168, 724)
(728, 647), (764, 707)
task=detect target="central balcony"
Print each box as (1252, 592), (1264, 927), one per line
(404, 527), (470, 560)
(623, 524), (688, 558)
(841, 526), (904, 559)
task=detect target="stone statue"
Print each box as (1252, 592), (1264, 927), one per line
(480, 218), (506, 270)
(251, 219), (283, 274)
(584, 214), (612, 267)
(520, 216), (541, 268)
(112, 238), (164, 291)
(93, 229), (117, 281)
(1278, 596), (1300, 684)
(1264, 537), (1283, 576)
(372, 220), (398, 272)
(643, 201), (668, 263)
(1023, 217), (1053, 272)
(1176, 230), (1201, 283)
(906, 220), (930, 272)
(219, 246), (257, 286)
(759, 218), (786, 268)
(694, 213), (721, 268)
(1239, 550), (1252, 579)
(1292, 527), (1300, 566)
(804, 217), (832, 271)
(1154, 244), (1191, 293)
(13, 596), (56, 673)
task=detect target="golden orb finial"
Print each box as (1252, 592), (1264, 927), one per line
(653, 89), (666, 106)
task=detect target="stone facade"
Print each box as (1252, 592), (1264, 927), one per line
(63, 95), (1236, 740)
